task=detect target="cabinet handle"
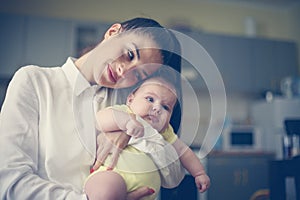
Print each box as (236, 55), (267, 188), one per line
(242, 169), (248, 185)
(234, 169), (249, 186)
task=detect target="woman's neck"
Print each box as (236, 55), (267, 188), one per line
(75, 52), (95, 84)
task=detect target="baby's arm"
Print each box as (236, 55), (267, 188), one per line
(96, 107), (144, 138)
(172, 139), (210, 193)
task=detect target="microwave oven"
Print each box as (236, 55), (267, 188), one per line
(222, 125), (262, 152)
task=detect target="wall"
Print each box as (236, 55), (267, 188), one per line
(1, 0), (299, 70)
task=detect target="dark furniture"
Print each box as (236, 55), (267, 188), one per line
(269, 156), (300, 200)
(285, 119), (300, 135)
(160, 175), (198, 200)
(207, 151), (274, 200)
(269, 118), (300, 200)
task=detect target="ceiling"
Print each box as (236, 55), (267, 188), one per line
(204, 0), (300, 8)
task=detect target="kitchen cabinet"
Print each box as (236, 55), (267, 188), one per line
(216, 35), (253, 93)
(273, 40), (298, 84)
(23, 16), (74, 68)
(0, 14), (74, 77)
(0, 14), (111, 78)
(251, 38), (277, 91)
(181, 30), (299, 94)
(191, 33), (254, 92)
(206, 152), (274, 200)
(251, 38), (298, 92)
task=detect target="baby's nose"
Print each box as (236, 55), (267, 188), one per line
(152, 104), (161, 114)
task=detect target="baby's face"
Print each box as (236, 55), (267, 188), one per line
(127, 80), (177, 132)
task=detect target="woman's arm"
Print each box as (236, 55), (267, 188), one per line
(0, 67), (87, 200)
(93, 131), (131, 170)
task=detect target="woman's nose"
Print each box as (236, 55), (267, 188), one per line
(116, 63), (125, 76)
(116, 63), (135, 77)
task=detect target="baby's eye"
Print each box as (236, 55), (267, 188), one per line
(127, 50), (134, 61)
(162, 105), (170, 111)
(146, 97), (154, 102)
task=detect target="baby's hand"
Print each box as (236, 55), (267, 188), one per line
(126, 118), (144, 138)
(195, 174), (210, 193)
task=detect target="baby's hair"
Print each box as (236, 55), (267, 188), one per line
(134, 76), (176, 95)
(151, 67), (180, 96)
(129, 72), (179, 110)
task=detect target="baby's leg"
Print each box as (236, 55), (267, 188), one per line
(84, 170), (127, 200)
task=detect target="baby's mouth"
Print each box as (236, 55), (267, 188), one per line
(147, 115), (159, 123)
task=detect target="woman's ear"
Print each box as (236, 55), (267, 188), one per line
(126, 94), (134, 106)
(104, 23), (122, 39)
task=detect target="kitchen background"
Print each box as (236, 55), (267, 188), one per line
(1, 0), (300, 200)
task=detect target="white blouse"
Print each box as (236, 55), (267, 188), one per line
(0, 58), (104, 199)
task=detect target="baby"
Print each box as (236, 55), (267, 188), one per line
(84, 76), (210, 200)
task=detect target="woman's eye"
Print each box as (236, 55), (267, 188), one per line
(127, 50), (134, 61)
(146, 97), (154, 102)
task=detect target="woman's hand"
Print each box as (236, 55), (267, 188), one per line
(91, 132), (155, 200)
(93, 131), (130, 171)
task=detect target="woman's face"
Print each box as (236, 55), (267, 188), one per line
(85, 24), (163, 88)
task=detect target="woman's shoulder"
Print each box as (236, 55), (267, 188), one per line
(16, 65), (61, 75)
(13, 65), (63, 81)
(9, 65), (65, 91)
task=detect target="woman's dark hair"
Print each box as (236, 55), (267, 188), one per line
(121, 17), (182, 134)
(120, 18), (181, 74)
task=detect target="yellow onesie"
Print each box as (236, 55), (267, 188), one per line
(85, 104), (178, 200)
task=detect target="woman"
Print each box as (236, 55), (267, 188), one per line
(0, 17), (182, 200)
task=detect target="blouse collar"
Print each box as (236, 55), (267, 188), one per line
(62, 57), (101, 96)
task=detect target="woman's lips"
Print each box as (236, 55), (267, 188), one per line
(107, 64), (117, 83)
